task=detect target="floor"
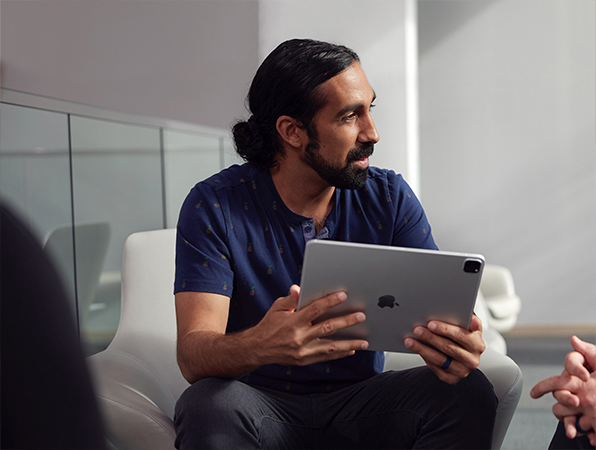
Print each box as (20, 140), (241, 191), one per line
(500, 331), (596, 450)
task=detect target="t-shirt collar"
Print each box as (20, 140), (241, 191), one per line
(256, 166), (338, 237)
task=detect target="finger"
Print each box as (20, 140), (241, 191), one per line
(588, 431), (595, 446)
(578, 415), (593, 436)
(426, 320), (485, 355)
(571, 335), (596, 372)
(311, 300), (367, 325)
(565, 351), (591, 382)
(404, 337), (465, 384)
(411, 325), (481, 369)
(531, 377), (561, 398)
(272, 284), (301, 312)
(552, 389), (581, 408)
(564, 415), (577, 440)
(553, 402), (581, 420)
(531, 376), (576, 399)
(329, 323), (370, 340)
(309, 311), (367, 340)
(411, 343), (461, 385)
(299, 291), (348, 323)
(425, 363), (461, 384)
(302, 338), (369, 365)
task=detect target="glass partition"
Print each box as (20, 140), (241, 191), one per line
(1, 98), (231, 356)
(70, 116), (164, 354)
(0, 104), (77, 316)
(163, 129), (222, 228)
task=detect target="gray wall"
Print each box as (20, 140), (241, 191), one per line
(418, 0), (595, 326)
(0, 0), (259, 130)
(1, 0), (415, 182)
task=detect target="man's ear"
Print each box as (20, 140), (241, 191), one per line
(276, 115), (307, 149)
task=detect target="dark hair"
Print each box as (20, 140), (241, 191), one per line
(232, 39), (360, 170)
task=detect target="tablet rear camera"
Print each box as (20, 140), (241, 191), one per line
(463, 259), (482, 273)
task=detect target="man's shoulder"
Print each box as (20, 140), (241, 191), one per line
(361, 166), (405, 195)
(367, 166), (402, 183)
(342, 167), (410, 210)
(196, 163), (256, 192)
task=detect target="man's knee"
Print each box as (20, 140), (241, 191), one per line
(175, 379), (261, 449)
(176, 378), (250, 422)
(453, 368), (498, 431)
(459, 369), (498, 409)
(397, 367), (497, 421)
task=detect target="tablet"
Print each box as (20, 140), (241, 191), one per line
(297, 240), (484, 353)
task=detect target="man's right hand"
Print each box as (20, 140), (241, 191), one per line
(175, 286), (368, 384)
(252, 285), (369, 367)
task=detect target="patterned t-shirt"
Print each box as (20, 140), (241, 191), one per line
(175, 163), (437, 393)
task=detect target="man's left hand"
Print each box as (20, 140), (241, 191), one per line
(404, 315), (486, 385)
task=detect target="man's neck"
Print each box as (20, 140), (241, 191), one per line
(269, 161), (334, 233)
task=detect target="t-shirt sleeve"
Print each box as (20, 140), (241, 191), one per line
(174, 183), (234, 296)
(388, 172), (438, 250)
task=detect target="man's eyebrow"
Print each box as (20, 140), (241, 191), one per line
(335, 91), (377, 118)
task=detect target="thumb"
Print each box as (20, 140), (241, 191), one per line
(469, 314), (483, 333)
(272, 284), (301, 312)
(571, 335), (596, 371)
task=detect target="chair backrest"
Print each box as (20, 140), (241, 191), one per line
(44, 222), (111, 323)
(105, 228), (189, 417)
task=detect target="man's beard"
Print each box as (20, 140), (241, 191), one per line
(303, 130), (374, 190)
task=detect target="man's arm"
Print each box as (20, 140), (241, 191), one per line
(175, 285), (369, 384)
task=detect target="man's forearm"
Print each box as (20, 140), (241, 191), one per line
(177, 328), (262, 384)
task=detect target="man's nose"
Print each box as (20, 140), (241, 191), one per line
(359, 114), (380, 144)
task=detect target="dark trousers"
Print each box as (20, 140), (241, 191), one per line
(174, 367), (497, 449)
(549, 422), (595, 450)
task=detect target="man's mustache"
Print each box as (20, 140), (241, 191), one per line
(347, 143), (374, 163)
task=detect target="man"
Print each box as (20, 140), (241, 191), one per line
(173, 39), (497, 449)
(532, 336), (595, 449)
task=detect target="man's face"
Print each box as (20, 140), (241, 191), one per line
(302, 62), (380, 190)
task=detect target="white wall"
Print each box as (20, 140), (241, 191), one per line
(259, 0), (412, 178)
(418, 0), (595, 326)
(0, 0), (259, 130)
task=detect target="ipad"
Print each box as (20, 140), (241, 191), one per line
(297, 240), (484, 353)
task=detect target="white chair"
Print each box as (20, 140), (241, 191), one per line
(479, 264), (522, 333)
(87, 228), (522, 450)
(475, 288), (509, 355)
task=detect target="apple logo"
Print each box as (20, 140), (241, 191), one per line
(378, 295), (398, 308)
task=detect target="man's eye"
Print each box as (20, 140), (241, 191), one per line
(369, 104), (376, 111)
(343, 112), (357, 121)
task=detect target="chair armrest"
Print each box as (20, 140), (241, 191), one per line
(485, 294), (522, 320)
(478, 348), (523, 449)
(481, 265), (517, 298)
(94, 378), (176, 450)
(87, 350), (181, 450)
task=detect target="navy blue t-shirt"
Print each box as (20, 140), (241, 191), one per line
(175, 163), (437, 394)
